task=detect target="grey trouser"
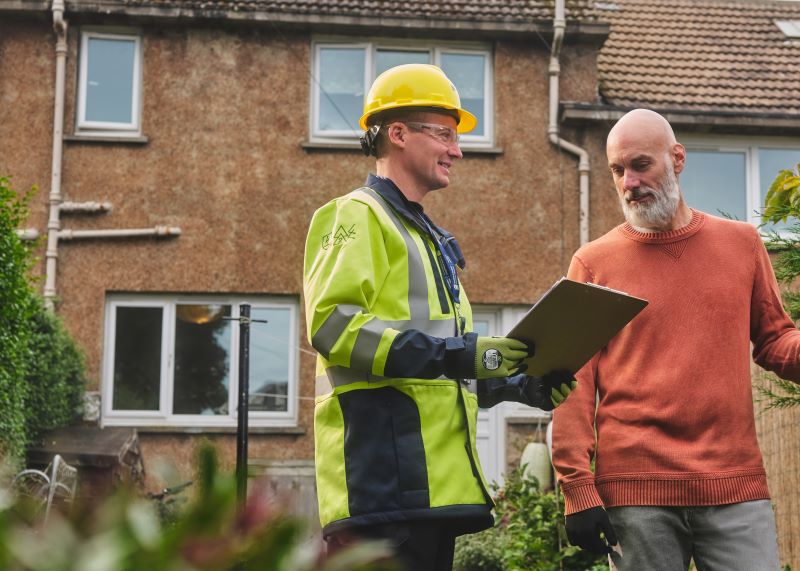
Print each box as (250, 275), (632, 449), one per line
(606, 500), (780, 571)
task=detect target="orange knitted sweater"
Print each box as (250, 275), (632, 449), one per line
(553, 210), (800, 515)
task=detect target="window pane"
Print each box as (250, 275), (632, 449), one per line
(759, 148), (800, 233)
(249, 307), (292, 412)
(113, 306), (162, 411)
(682, 150), (747, 221)
(472, 319), (491, 337)
(173, 304), (231, 415)
(375, 50), (429, 77)
(318, 47), (364, 133)
(440, 53), (485, 137)
(85, 37), (136, 124)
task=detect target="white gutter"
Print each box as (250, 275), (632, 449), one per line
(58, 227), (182, 240)
(549, 0), (590, 245)
(44, 0), (67, 310)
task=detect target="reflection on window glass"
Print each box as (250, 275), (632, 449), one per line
(682, 151), (747, 221)
(759, 148), (800, 233)
(173, 304), (231, 415)
(440, 53), (485, 137)
(113, 306), (162, 411)
(85, 37), (136, 124)
(375, 50), (429, 77)
(318, 47), (365, 132)
(249, 307), (291, 412)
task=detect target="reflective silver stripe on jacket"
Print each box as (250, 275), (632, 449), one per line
(315, 187), (457, 389)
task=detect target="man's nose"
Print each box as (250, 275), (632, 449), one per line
(623, 171), (639, 190)
(449, 143), (463, 160)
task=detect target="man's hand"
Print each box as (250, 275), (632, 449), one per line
(523, 370), (577, 411)
(474, 337), (533, 379)
(565, 506), (618, 554)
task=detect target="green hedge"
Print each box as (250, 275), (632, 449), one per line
(0, 176), (86, 463)
(0, 176), (36, 461)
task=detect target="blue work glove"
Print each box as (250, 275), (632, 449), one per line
(565, 506), (618, 554)
(474, 336), (532, 379)
(523, 370), (577, 411)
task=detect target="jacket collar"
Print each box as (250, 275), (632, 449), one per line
(365, 174), (466, 269)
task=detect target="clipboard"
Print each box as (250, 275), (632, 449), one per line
(506, 277), (648, 376)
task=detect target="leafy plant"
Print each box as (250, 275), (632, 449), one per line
(758, 163), (800, 409)
(454, 468), (606, 571)
(0, 175), (88, 463)
(0, 445), (397, 571)
(22, 301), (86, 444)
(0, 176), (37, 463)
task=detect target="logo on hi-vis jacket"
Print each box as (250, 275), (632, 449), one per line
(482, 349), (502, 371)
(322, 224), (356, 250)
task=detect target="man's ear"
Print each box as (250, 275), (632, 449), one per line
(386, 123), (407, 149)
(672, 142), (686, 175)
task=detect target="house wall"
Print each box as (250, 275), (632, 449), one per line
(0, 15), (603, 480)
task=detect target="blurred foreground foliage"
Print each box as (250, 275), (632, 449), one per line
(0, 446), (397, 571)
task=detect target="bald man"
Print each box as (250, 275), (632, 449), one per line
(551, 109), (800, 570)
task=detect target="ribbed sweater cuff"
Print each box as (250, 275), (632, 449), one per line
(560, 480), (604, 515)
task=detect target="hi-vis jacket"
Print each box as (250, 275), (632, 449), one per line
(304, 175), (525, 537)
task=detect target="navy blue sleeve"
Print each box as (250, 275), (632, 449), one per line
(383, 331), (478, 379)
(477, 374), (531, 409)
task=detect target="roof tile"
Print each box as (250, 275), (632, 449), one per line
(598, 0), (800, 115)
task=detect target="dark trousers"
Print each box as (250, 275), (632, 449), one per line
(326, 520), (457, 571)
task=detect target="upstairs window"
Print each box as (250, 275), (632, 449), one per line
(311, 40), (493, 147)
(77, 31), (142, 134)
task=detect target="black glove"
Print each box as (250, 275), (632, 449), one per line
(565, 506), (618, 554)
(523, 370), (577, 411)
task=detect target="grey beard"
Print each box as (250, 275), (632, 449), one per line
(620, 167), (681, 231)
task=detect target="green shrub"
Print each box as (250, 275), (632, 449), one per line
(0, 175), (88, 463)
(0, 176), (37, 462)
(455, 468), (607, 571)
(22, 301), (86, 444)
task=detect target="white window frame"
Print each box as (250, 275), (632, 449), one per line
(102, 294), (300, 428)
(679, 134), (800, 230)
(310, 37), (494, 148)
(77, 30), (142, 135)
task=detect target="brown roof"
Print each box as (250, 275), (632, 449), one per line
(597, 0), (800, 115)
(115, 0), (601, 23)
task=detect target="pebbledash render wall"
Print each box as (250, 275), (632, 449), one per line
(0, 12), (609, 483)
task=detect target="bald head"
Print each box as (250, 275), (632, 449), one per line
(607, 109), (677, 156)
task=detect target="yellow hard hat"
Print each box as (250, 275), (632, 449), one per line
(359, 64), (477, 134)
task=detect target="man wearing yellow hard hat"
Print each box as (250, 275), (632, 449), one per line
(303, 64), (574, 569)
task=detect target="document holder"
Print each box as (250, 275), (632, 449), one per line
(506, 277), (648, 376)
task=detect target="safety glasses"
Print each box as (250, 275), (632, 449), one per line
(400, 121), (459, 146)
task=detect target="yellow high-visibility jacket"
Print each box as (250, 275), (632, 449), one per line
(303, 175), (495, 537)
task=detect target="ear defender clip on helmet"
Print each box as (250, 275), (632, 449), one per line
(360, 124), (381, 157)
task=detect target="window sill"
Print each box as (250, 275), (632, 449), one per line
(105, 422), (308, 436)
(65, 133), (149, 144)
(301, 140), (503, 155)
(118, 425), (306, 435)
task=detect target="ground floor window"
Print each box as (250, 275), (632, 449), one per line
(102, 295), (299, 428)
